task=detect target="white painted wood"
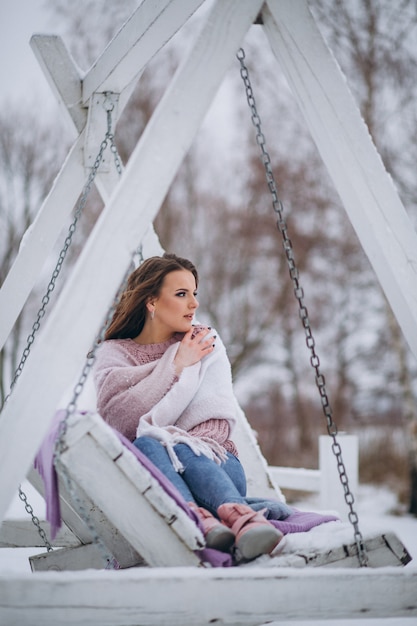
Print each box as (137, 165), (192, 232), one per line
(0, 567), (416, 625)
(0, 0), (263, 525)
(53, 473), (146, 569)
(30, 34), (87, 136)
(0, 16), (170, 353)
(1, 4), (414, 617)
(253, 531), (412, 569)
(232, 404), (285, 500)
(28, 464), (144, 568)
(0, 134), (86, 351)
(263, 0), (417, 362)
(30, 34), (135, 132)
(29, 412), (411, 574)
(27, 466), (93, 545)
(269, 466), (320, 492)
(84, 92), (119, 170)
(58, 412), (204, 567)
(29, 543), (110, 572)
(82, 0), (205, 101)
(0, 520), (79, 548)
(0, 36), (115, 352)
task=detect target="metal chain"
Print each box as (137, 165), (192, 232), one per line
(3, 93), (122, 406)
(18, 486), (53, 552)
(54, 245), (143, 459)
(4, 93), (125, 557)
(237, 48), (368, 567)
(52, 244), (144, 568)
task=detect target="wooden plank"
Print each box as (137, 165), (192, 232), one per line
(82, 0), (205, 102)
(30, 33), (137, 131)
(27, 466), (93, 546)
(0, 31), (162, 353)
(29, 543), (110, 572)
(250, 532), (412, 569)
(263, 0), (417, 362)
(0, 520), (79, 549)
(28, 463), (143, 569)
(53, 472), (145, 569)
(269, 466), (320, 492)
(232, 404), (285, 500)
(30, 35), (87, 135)
(0, 116), (158, 352)
(59, 414), (203, 566)
(0, 0), (262, 525)
(0, 35), (119, 352)
(0, 134), (85, 351)
(0, 567), (416, 625)
(0, 35), (118, 352)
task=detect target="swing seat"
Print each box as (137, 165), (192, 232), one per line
(28, 411), (412, 572)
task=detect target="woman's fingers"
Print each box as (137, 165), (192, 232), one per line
(191, 327), (216, 350)
(175, 327), (216, 371)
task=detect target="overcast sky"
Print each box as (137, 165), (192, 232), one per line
(0, 0), (59, 106)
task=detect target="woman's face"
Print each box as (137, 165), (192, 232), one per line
(151, 269), (199, 336)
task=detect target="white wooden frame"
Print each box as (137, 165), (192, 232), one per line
(1, 567), (416, 625)
(0, 0), (265, 525)
(0, 0), (416, 621)
(2, 0), (417, 521)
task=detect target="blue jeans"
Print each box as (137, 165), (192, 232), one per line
(133, 436), (247, 516)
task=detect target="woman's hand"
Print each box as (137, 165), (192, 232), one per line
(174, 327), (215, 375)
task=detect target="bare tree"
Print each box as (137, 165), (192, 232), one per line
(36, 1), (417, 493)
(312, 0), (417, 512)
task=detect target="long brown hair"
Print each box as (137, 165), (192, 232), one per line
(105, 253), (199, 340)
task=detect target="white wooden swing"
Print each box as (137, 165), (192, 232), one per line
(1, 1), (417, 623)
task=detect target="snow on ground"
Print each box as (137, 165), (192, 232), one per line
(1, 481), (416, 625)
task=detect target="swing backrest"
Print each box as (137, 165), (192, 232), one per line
(30, 411), (206, 570)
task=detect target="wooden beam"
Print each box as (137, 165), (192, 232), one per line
(0, 567), (416, 624)
(57, 412), (203, 567)
(82, 0), (205, 102)
(0, 0), (206, 351)
(0, 520), (79, 549)
(233, 404), (284, 500)
(28, 463), (145, 569)
(263, 0), (417, 362)
(270, 466), (320, 492)
(0, 134), (86, 350)
(0, 0), (262, 525)
(30, 34), (134, 133)
(30, 35), (87, 136)
(29, 543), (109, 572)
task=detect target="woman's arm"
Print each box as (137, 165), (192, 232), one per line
(94, 341), (180, 439)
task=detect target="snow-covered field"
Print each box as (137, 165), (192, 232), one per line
(1, 481), (416, 625)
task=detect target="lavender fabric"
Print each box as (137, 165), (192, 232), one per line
(33, 410), (66, 540)
(34, 411), (339, 568)
(270, 510), (339, 534)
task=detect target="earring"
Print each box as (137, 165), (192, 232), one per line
(150, 309), (155, 321)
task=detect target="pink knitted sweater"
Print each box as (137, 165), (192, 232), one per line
(94, 329), (239, 467)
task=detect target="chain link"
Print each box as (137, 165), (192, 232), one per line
(52, 244), (144, 568)
(3, 94), (122, 406)
(18, 486), (53, 551)
(237, 48), (368, 567)
(3, 93), (126, 558)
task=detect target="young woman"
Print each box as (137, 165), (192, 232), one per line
(94, 253), (283, 560)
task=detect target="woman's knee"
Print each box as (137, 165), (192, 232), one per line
(222, 453), (247, 496)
